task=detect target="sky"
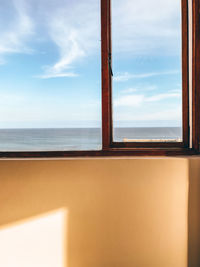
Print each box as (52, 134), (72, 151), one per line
(0, 0), (182, 128)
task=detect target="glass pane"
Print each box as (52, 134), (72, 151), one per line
(0, 0), (101, 151)
(112, 0), (182, 142)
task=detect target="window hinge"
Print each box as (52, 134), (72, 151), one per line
(108, 52), (113, 77)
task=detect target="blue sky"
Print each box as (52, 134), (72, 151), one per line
(0, 0), (182, 128)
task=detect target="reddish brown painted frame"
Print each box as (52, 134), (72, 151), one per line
(192, 0), (200, 152)
(102, 0), (112, 149)
(0, 0), (198, 158)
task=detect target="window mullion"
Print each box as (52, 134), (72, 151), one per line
(101, 0), (113, 150)
(192, 0), (200, 152)
(182, 0), (190, 148)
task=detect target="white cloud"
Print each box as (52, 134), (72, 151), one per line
(114, 72), (138, 82)
(32, 0), (181, 78)
(0, 0), (181, 77)
(44, 26), (85, 77)
(0, 0), (181, 81)
(0, 0), (100, 78)
(115, 94), (145, 107)
(113, 70), (179, 82)
(36, 0), (100, 78)
(121, 85), (157, 94)
(146, 93), (181, 102)
(122, 88), (138, 94)
(38, 0), (181, 78)
(114, 92), (181, 107)
(113, 0), (181, 55)
(36, 72), (78, 79)
(139, 108), (182, 121)
(115, 107), (182, 122)
(0, 0), (34, 61)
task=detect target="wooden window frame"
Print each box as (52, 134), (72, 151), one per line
(0, 0), (199, 158)
(103, 0), (190, 150)
(192, 0), (200, 153)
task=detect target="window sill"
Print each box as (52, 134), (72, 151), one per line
(0, 148), (197, 159)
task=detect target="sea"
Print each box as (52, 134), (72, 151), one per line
(0, 127), (182, 151)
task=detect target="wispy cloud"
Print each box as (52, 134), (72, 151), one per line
(36, 0), (100, 79)
(0, 0), (34, 61)
(122, 88), (138, 94)
(113, 0), (181, 55)
(114, 70), (179, 82)
(36, 72), (78, 79)
(0, 0), (181, 77)
(37, 0), (181, 78)
(115, 94), (145, 107)
(121, 85), (157, 94)
(0, 0), (100, 79)
(114, 92), (181, 107)
(138, 108), (182, 121)
(146, 93), (181, 102)
(42, 27), (85, 78)
(115, 107), (182, 122)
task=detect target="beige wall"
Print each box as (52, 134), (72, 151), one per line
(0, 158), (193, 267)
(188, 158), (200, 267)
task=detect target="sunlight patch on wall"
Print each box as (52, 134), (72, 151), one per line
(0, 208), (68, 267)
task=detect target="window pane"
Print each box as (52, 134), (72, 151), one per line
(0, 0), (101, 151)
(112, 0), (182, 142)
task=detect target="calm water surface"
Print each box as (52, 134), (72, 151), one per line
(0, 127), (182, 151)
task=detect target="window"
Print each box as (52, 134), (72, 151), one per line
(0, 0), (101, 152)
(0, 0), (199, 157)
(112, 0), (184, 143)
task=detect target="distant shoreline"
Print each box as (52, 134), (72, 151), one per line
(0, 126), (182, 130)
